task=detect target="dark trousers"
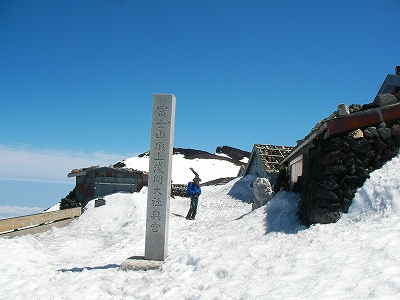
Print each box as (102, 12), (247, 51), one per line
(186, 196), (198, 219)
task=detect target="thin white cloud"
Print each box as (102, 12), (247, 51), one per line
(0, 177), (75, 184)
(0, 205), (45, 220)
(0, 144), (132, 183)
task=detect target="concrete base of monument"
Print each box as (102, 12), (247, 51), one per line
(119, 256), (164, 271)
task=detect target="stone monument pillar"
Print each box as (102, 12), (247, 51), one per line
(144, 94), (176, 261)
(119, 94), (176, 271)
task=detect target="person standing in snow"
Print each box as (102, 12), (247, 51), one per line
(186, 176), (201, 220)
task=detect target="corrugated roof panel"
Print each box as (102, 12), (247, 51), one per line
(254, 144), (294, 172)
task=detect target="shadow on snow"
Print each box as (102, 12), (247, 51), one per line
(58, 264), (120, 273)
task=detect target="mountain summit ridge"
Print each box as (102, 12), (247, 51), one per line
(131, 145), (250, 166)
(118, 146), (250, 185)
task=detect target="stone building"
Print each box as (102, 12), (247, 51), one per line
(281, 67), (400, 225)
(68, 166), (147, 203)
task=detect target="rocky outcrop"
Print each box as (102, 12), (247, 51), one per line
(215, 146), (250, 163)
(59, 188), (81, 210)
(296, 118), (400, 226)
(173, 146), (250, 166)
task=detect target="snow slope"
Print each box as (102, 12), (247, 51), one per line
(124, 153), (241, 184)
(1, 155), (400, 299)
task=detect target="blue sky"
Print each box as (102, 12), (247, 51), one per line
(0, 0), (399, 211)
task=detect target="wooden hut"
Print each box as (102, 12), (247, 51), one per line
(243, 144), (294, 185)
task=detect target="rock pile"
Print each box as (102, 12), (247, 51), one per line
(295, 95), (400, 225)
(59, 188), (81, 210)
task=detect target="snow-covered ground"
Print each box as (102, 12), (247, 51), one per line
(1, 154), (400, 299)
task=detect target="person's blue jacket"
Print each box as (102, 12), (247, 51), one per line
(187, 181), (201, 197)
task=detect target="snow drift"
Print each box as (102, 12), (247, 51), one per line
(1, 154), (400, 299)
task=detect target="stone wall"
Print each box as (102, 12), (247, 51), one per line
(294, 95), (400, 225)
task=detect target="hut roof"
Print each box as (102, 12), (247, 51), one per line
(282, 73), (400, 165)
(67, 166), (143, 178)
(244, 144), (294, 175)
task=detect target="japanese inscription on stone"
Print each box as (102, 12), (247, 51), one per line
(145, 94), (176, 261)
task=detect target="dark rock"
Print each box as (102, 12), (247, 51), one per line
(346, 151), (355, 159)
(341, 188), (354, 200)
(113, 161), (126, 168)
(340, 175), (359, 188)
(355, 166), (370, 181)
(342, 136), (358, 148)
(363, 129), (374, 139)
(344, 158), (355, 167)
(381, 149), (392, 162)
(318, 177), (339, 191)
(59, 197), (81, 210)
(325, 138), (342, 152)
(339, 140), (350, 152)
(336, 189), (344, 200)
(361, 102), (376, 110)
(341, 198), (352, 213)
(372, 138), (387, 151)
(349, 104), (361, 113)
(321, 150), (342, 165)
(308, 208), (341, 224)
(173, 147), (250, 166)
(352, 139), (374, 154)
(215, 146), (251, 164)
(373, 94), (398, 106)
(366, 126), (379, 138)
(362, 150), (375, 167)
(347, 163), (356, 175)
(317, 199), (342, 210)
(371, 158), (381, 169)
(377, 122), (387, 129)
(323, 165), (348, 176)
(391, 124), (400, 137)
(378, 127), (392, 140)
(335, 160), (343, 165)
(355, 158), (363, 166)
(315, 189), (339, 201)
(386, 139), (396, 151)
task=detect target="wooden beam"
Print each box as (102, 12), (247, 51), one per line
(326, 102), (400, 136)
(0, 218), (76, 238)
(0, 207), (82, 234)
